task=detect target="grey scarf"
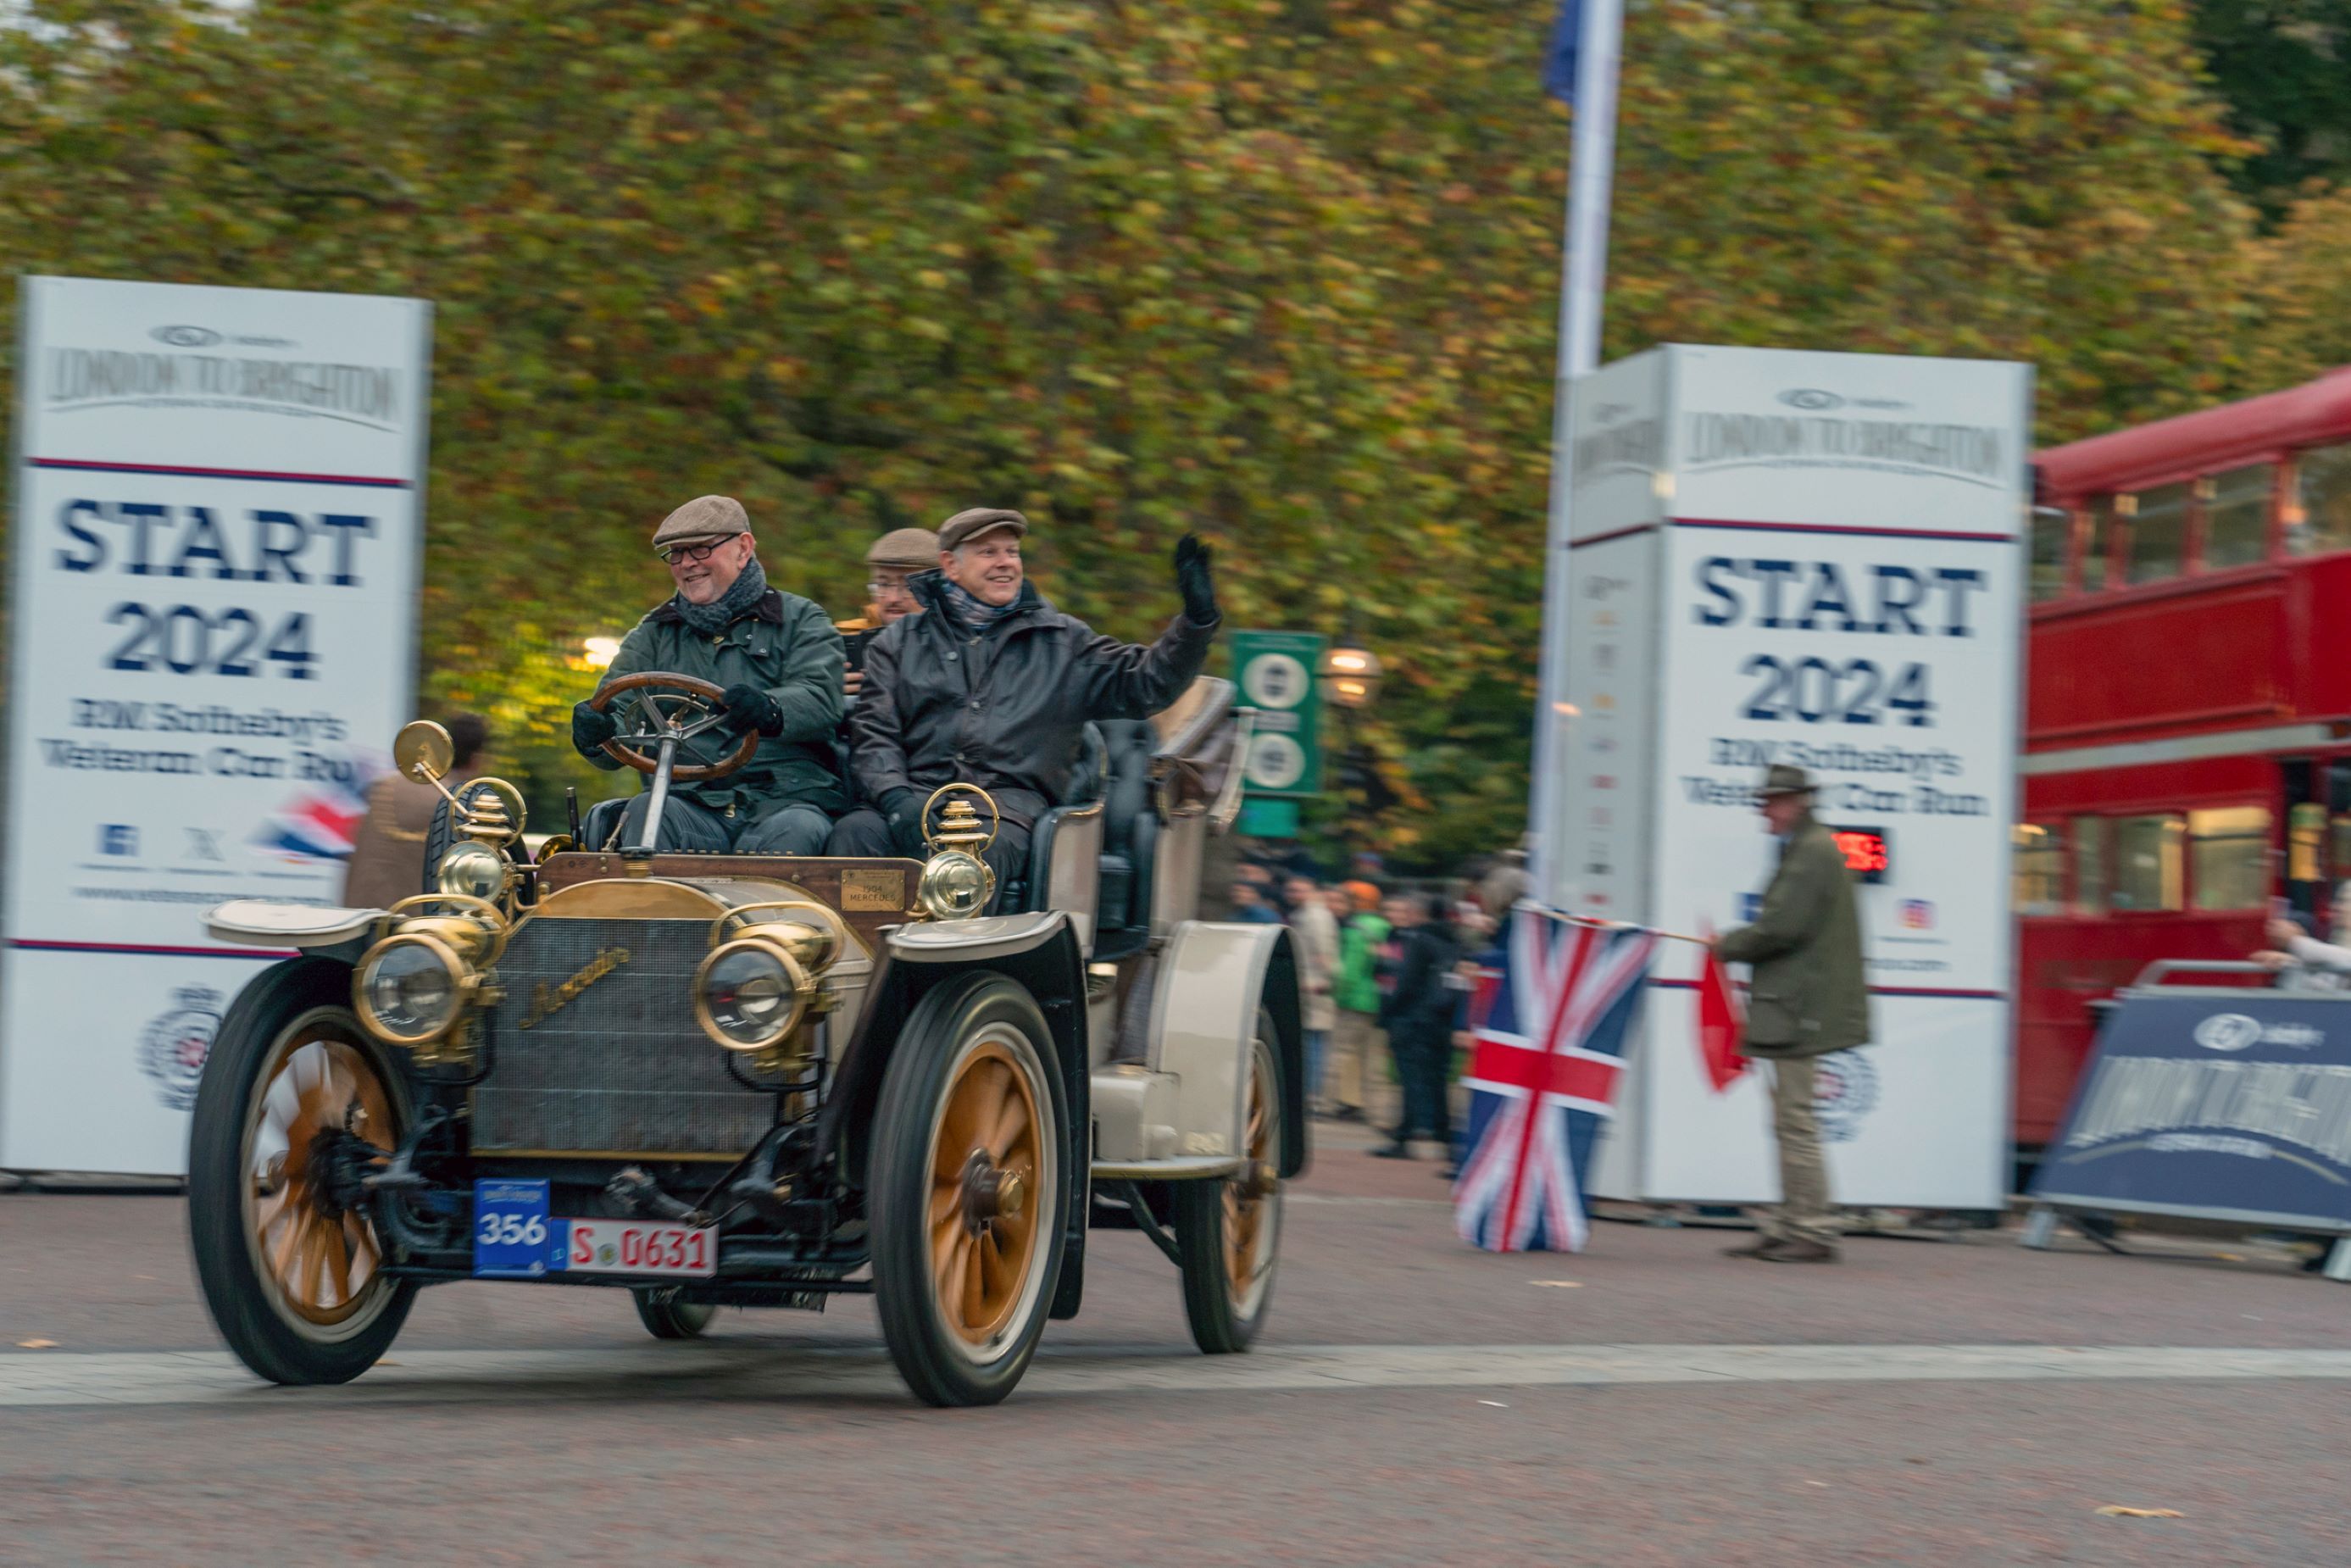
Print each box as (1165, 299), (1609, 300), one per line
(939, 575), (1024, 633)
(674, 555), (768, 637)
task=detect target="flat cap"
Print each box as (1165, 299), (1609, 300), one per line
(650, 494), (750, 553)
(865, 526), (942, 570)
(937, 506), (1029, 553)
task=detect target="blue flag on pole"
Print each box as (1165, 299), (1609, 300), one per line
(1544, 0), (1583, 103)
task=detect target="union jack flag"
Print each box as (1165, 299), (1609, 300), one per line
(1453, 909), (1655, 1253)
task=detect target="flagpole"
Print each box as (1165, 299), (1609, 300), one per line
(1530, 0), (1626, 906)
(1516, 899), (1706, 948)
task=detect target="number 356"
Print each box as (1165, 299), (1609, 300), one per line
(476, 1212), (548, 1247)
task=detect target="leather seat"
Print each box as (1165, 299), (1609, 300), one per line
(1086, 720), (1158, 958)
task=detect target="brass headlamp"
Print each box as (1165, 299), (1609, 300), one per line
(353, 892), (509, 1059)
(692, 900), (850, 1068)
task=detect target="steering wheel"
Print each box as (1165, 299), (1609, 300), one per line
(588, 670), (759, 781)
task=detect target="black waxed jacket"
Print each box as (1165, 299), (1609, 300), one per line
(850, 571), (1218, 827)
(1381, 920), (1462, 1039)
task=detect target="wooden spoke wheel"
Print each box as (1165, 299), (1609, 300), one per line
(870, 973), (1065, 1407)
(188, 959), (415, 1385)
(1175, 1020), (1283, 1354)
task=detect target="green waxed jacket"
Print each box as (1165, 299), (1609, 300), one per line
(1336, 912), (1390, 1014)
(591, 587), (848, 819)
(1715, 813), (1871, 1059)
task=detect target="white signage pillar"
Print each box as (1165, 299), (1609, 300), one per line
(1549, 345), (2028, 1210)
(1, 277), (430, 1175)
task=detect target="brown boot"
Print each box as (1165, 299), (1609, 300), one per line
(1754, 1237), (1839, 1264)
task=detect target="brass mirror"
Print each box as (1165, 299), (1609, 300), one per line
(394, 720), (454, 784)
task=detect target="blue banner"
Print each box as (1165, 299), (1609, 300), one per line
(2031, 993), (2351, 1232)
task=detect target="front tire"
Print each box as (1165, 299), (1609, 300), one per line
(870, 972), (1067, 1407)
(1173, 1021), (1282, 1354)
(187, 959), (416, 1385)
(632, 1289), (716, 1340)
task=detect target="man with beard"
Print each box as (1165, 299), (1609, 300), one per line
(833, 507), (1220, 904)
(570, 494), (846, 853)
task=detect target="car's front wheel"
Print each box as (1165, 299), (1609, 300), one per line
(869, 972), (1067, 1407)
(187, 959), (416, 1385)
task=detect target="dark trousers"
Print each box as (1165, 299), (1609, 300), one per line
(1390, 1023), (1453, 1147)
(615, 795), (831, 854)
(826, 804), (1032, 913)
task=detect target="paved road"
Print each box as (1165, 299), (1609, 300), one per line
(4, 1126), (2348, 1565)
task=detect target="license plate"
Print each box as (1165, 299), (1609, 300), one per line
(472, 1180), (715, 1280)
(563, 1219), (714, 1278)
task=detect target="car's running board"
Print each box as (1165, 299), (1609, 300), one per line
(1089, 1156), (1242, 1181)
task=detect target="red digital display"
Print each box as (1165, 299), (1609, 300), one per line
(1831, 826), (1890, 883)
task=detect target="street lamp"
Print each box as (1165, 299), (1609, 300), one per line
(1316, 633), (1384, 709)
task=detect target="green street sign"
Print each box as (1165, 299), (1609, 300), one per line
(1227, 629), (1325, 798)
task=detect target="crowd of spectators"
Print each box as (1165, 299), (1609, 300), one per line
(1226, 842), (1531, 1177)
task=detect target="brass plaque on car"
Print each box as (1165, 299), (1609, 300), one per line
(839, 868), (908, 912)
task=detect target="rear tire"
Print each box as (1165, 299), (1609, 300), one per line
(632, 1289), (715, 1340)
(1173, 1020), (1282, 1354)
(870, 972), (1067, 1407)
(187, 959), (416, 1385)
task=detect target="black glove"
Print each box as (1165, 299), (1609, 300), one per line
(571, 700), (618, 759)
(881, 787), (928, 854)
(1175, 533), (1218, 625)
(718, 682), (784, 738)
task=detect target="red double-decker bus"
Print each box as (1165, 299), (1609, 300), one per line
(2019, 368), (2351, 1150)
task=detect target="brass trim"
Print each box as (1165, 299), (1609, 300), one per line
(531, 880), (729, 920)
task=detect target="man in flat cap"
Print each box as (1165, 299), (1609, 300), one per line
(1713, 764), (1871, 1264)
(836, 525), (941, 701)
(831, 507), (1220, 900)
(570, 494), (846, 852)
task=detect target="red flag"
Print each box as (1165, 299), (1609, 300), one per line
(1697, 923), (1748, 1093)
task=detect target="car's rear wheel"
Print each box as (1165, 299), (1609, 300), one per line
(870, 972), (1066, 1407)
(1173, 1020), (1282, 1354)
(632, 1289), (715, 1340)
(188, 959), (415, 1385)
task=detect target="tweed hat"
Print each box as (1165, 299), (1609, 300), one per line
(1756, 764), (1817, 799)
(937, 506), (1029, 553)
(650, 494), (750, 554)
(864, 526), (942, 571)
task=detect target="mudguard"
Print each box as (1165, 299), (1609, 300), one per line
(1145, 920), (1307, 1179)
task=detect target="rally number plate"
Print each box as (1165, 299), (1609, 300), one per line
(472, 1180), (715, 1280)
(564, 1219), (714, 1279)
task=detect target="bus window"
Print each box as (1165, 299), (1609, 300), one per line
(2110, 815), (2184, 910)
(2188, 806), (2272, 910)
(2124, 483), (2190, 584)
(2082, 498), (2115, 592)
(2029, 509), (2070, 601)
(2072, 815), (2109, 914)
(2201, 463), (2274, 570)
(2290, 800), (2326, 883)
(2013, 823), (2065, 914)
(2293, 444), (2351, 555)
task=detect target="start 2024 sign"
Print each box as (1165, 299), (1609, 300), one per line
(0, 277), (430, 1175)
(1546, 344), (2030, 1210)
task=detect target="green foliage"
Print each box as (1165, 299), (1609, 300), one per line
(2192, 0), (2351, 216)
(0, 1), (2315, 870)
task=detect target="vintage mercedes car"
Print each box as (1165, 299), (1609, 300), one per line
(188, 671), (1301, 1406)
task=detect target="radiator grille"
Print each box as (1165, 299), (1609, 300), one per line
(471, 916), (774, 1156)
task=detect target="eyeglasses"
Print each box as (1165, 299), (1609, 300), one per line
(662, 537), (741, 565)
(867, 578), (915, 597)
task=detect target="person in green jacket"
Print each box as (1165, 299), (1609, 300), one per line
(1714, 764), (1871, 1265)
(570, 494), (847, 853)
(1327, 881), (1392, 1122)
